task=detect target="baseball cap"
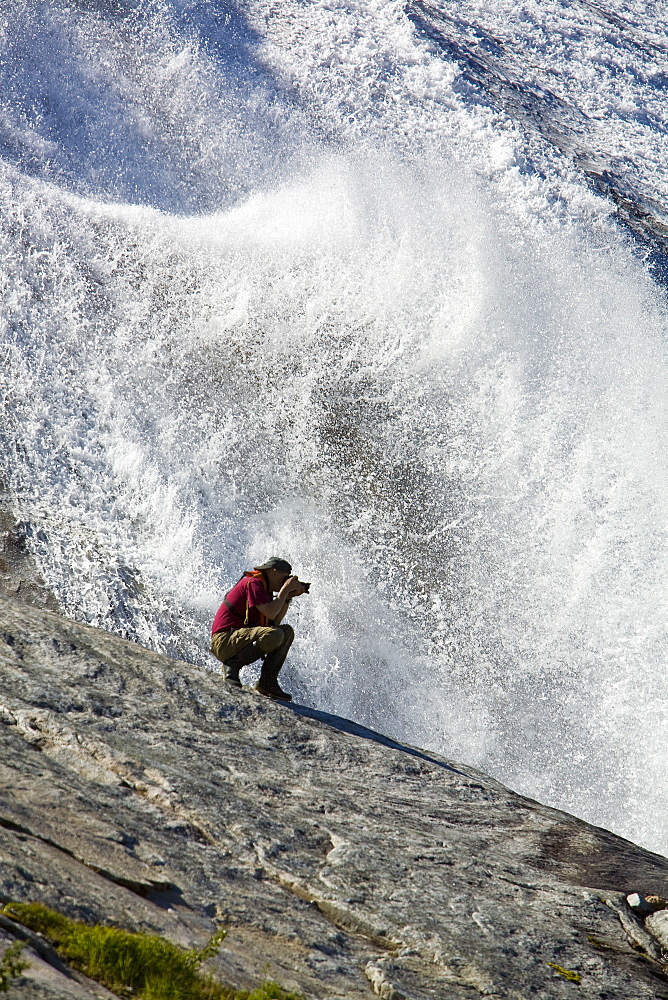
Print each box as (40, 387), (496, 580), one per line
(254, 557), (292, 574)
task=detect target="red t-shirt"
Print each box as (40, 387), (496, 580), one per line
(211, 573), (272, 634)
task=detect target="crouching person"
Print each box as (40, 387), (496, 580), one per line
(211, 557), (307, 702)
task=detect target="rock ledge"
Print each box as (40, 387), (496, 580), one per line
(2, 595), (668, 999)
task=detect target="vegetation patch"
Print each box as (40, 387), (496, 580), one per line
(547, 961), (581, 984)
(0, 940), (29, 993)
(587, 935), (614, 951)
(2, 902), (303, 1000)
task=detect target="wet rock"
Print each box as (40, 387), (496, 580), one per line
(0, 503), (59, 612)
(2, 594), (668, 998)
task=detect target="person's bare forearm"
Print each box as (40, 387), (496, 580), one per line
(272, 599), (289, 625)
(256, 576), (304, 623)
(257, 595), (289, 621)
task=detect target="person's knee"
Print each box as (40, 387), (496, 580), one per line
(210, 634), (227, 664)
(279, 624), (294, 644)
(256, 628), (284, 654)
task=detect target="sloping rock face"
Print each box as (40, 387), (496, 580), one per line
(2, 595), (668, 1000)
(0, 502), (59, 613)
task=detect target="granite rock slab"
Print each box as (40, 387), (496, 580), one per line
(2, 595), (668, 998)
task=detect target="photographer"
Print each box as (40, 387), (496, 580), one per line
(211, 557), (308, 702)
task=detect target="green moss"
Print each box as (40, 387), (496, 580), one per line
(2, 903), (302, 1000)
(547, 961), (582, 984)
(0, 940), (29, 993)
(587, 935), (614, 951)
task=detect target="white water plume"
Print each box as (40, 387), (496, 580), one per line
(2, 0), (668, 855)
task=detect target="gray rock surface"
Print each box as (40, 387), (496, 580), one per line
(646, 910), (668, 952)
(2, 593), (668, 999)
(0, 501), (59, 613)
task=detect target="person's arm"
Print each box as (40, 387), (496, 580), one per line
(256, 576), (305, 622)
(272, 598), (291, 625)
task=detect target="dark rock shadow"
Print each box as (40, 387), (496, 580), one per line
(532, 818), (668, 896)
(146, 884), (191, 911)
(285, 701), (467, 776)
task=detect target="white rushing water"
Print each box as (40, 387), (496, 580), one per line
(3, 0), (668, 852)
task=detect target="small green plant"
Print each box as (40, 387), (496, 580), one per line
(197, 927), (229, 966)
(587, 935), (613, 951)
(0, 940), (29, 993)
(547, 961), (582, 984)
(2, 903), (302, 1000)
(244, 986), (303, 1000)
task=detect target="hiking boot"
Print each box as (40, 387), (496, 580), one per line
(252, 681), (293, 702)
(223, 663), (242, 687)
(222, 642), (263, 686)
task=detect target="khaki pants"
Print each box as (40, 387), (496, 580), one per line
(211, 625), (292, 665)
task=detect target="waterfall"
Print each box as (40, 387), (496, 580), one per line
(3, 0), (668, 853)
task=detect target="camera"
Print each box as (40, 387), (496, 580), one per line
(298, 580), (311, 593)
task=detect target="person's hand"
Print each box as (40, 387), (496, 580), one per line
(280, 576), (306, 599)
(278, 576), (298, 599)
